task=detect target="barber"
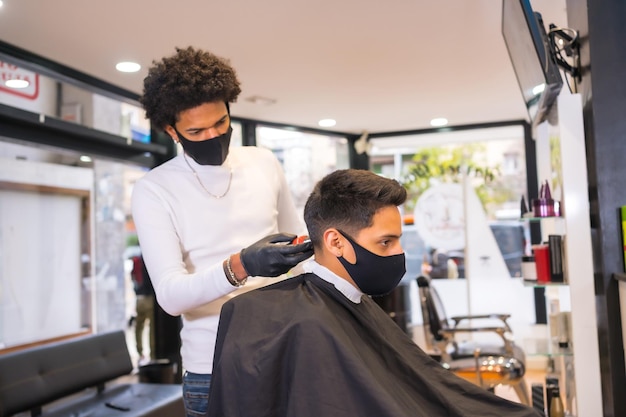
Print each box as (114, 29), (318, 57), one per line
(131, 46), (313, 417)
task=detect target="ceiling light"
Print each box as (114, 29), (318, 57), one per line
(79, 155), (92, 163)
(0, 1), (4, 8)
(245, 95), (276, 106)
(430, 117), (448, 127)
(318, 119), (336, 127)
(115, 61), (141, 73)
(5, 79), (29, 89)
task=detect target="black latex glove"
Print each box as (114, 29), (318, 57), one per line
(240, 233), (314, 277)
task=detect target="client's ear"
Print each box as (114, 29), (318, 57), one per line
(323, 229), (344, 257)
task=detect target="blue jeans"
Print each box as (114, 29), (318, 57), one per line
(182, 372), (212, 417)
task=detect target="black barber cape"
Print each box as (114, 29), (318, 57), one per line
(207, 273), (539, 417)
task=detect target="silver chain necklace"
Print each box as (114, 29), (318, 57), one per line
(182, 152), (232, 199)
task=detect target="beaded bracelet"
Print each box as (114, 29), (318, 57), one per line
(223, 256), (247, 287)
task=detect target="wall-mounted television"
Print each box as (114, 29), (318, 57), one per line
(502, 0), (563, 128)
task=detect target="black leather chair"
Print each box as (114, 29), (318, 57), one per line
(0, 330), (183, 417)
(416, 275), (530, 406)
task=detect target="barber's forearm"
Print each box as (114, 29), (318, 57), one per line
(223, 253), (249, 288)
(230, 253), (249, 279)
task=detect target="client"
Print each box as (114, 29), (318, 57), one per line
(207, 169), (539, 417)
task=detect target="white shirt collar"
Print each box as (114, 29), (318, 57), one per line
(303, 259), (363, 304)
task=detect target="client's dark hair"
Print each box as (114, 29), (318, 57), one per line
(140, 46), (242, 130)
(304, 169), (407, 248)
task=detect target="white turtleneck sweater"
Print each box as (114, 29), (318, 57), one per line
(131, 146), (306, 373)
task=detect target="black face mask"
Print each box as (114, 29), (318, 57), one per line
(336, 231), (406, 296)
(175, 125), (232, 166)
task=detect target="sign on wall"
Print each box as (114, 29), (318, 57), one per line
(0, 61), (39, 100)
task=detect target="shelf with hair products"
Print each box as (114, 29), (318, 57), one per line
(519, 215), (567, 287)
(521, 93), (602, 417)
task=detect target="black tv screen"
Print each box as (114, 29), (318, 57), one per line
(502, 0), (563, 126)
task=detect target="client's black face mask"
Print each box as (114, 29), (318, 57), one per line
(175, 125), (232, 166)
(336, 231), (406, 296)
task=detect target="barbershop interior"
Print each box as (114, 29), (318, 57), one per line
(0, 0), (625, 416)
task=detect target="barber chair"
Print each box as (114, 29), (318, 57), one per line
(416, 276), (530, 406)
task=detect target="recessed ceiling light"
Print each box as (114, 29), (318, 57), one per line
(430, 117), (448, 127)
(116, 61), (141, 73)
(0, 1), (4, 8)
(80, 155), (92, 163)
(5, 79), (29, 89)
(318, 119), (336, 127)
(245, 95), (276, 106)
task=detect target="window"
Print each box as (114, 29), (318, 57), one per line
(255, 126), (349, 214)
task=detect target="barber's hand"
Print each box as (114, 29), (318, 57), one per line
(240, 233), (314, 277)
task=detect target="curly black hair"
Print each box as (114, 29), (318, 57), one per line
(140, 46), (242, 130)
